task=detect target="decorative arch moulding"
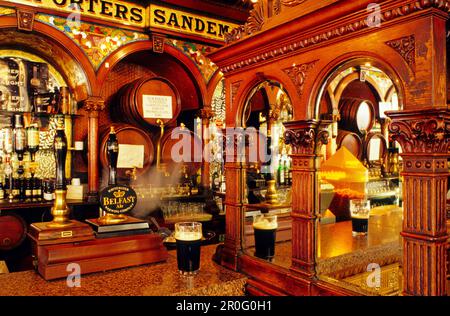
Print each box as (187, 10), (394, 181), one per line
(216, 0), (450, 74)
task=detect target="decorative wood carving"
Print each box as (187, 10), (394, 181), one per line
(283, 60), (318, 98)
(283, 120), (329, 277)
(385, 35), (416, 71)
(231, 81), (242, 106)
(284, 119), (329, 155)
(281, 0), (307, 6)
(17, 10), (35, 31)
(386, 108), (450, 296)
(225, 1), (267, 43)
(152, 35), (165, 54)
(83, 96), (105, 201)
(221, 1), (450, 73)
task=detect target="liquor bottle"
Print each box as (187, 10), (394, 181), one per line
(25, 177), (32, 200)
(18, 177), (25, 200)
(277, 155), (285, 186)
(12, 177), (19, 199)
(287, 158), (292, 185)
(13, 114), (26, 161)
(33, 177), (42, 200)
(59, 87), (70, 115)
(27, 122), (40, 162)
(3, 126), (14, 155)
(43, 179), (53, 201)
(0, 179), (4, 200)
(106, 126), (119, 186)
(212, 171), (220, 191)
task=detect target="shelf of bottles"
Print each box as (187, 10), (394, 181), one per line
(0, 57), (79, 203)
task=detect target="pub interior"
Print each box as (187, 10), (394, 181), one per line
(0, 0), (449, 297)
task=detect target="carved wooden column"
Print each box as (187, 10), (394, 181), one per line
(284, 120), (329, 278)
(198, 107), (214, 192)
(387, 108), (449, 296)
(83, 96), (105, 202)
(215, 129), (246, 270)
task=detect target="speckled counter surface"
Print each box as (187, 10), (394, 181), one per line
(0, 245), (247, 296)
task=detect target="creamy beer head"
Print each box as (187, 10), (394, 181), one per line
(174, 222), (202, 241)
(174, 231), (203, 241)
(253, 216), (278, 230)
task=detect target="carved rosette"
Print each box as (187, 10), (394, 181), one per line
(283, 120), (329, 155)
(283, 60), (318, 97)
(385, 35), (415, 72)
(17, 10), (35, 31)
(152, 35), (165, 54)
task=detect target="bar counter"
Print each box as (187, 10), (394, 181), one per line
(0, 244), (247, 296)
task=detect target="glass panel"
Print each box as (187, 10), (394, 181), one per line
(241, 80), (293, 269)
(317, 64), (403, 295)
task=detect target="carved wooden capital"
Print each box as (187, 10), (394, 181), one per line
(17, 10), (35, 31)
(83, 96), (105, 113)
(386, 108), (450, 155)
(283, 120), (330, 155)
(198, 108), (215, 120)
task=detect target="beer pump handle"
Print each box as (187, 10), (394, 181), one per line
(107, 126), (119, 186)
(54, 115), (67, 191)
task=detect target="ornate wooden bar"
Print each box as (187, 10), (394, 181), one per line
(387, 108), (450, 296)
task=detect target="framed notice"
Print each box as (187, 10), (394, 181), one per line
(117, 144), (144, 169)
(368, 138), (381, 161)
(142, 95), (173, 119)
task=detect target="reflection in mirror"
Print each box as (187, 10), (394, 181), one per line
(241, 81), (293, 269)
(316, 64), (403, 295)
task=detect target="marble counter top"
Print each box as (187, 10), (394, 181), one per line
(0, 244), (247, 296)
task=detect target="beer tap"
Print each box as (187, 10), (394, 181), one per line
(47, 115), (72, 228)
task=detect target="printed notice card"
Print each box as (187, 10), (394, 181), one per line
(142, 95), (173, 119)
(117, 144), (144, 169)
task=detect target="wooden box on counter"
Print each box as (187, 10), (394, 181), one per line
(29, 232), (168, 280)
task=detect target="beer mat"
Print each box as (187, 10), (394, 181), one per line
(94, 228), (152, 239)
(163, 231), (216, 246)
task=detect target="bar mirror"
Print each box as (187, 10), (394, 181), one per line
(240, 80), (293, 269)
(315, 63), (403, 295)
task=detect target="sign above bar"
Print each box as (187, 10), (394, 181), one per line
(4, 0), (145, 27)
(149, 4), (239, 42)
(3, 1), (240, 42)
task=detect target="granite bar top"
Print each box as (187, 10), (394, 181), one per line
(0, 244), (247, 296)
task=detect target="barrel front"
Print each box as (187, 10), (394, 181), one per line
(339, 98), (375, 134)
(364, 132), (387, 163)
(336, 130), (362, 160)
(99, 124), (155, 179)
(114, 77), (181, 128)
(0, 214), (27, 251)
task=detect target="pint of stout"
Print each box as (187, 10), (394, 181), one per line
(350, 199), (370, 236)
(174, 222), (202, 275)
(253, 215), (278, 260)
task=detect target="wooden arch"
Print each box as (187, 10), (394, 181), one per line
(0, 16), (97, 98)
(96, 40), (208, 107)
(309, 52), (407, 120)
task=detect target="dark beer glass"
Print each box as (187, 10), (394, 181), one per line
(175, 222), (202, 275)
(350, 199), (371, 236)
(253, 215), (278, 260)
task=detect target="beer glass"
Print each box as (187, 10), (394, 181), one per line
(174, 222), (203, 275)
(253, 215), (278, 260)
(350, 199), (371, 236)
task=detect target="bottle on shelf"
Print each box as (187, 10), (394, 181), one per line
(59, 87), (70, 115)
(277, 154), (285, 186)
(13, 114), (26, 162)
(26, 121), (40, 162)
(0, 177), (4, 200)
